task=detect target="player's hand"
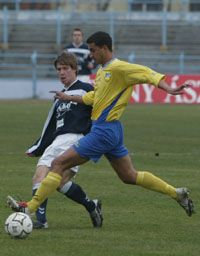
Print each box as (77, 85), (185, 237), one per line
(158, 80), (191, 95)
(168, 84), (190, 95)
(49, 90), (70, 101)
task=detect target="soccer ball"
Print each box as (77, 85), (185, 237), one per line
(5, 212), (33, 239)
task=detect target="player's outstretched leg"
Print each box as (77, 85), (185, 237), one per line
(136, 172), (195, 217)
(110, 156), (195, 217)
(133, 171), (195, 217)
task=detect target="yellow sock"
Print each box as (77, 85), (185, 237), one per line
(27, 172), (62, 213)
(136, 171), (177, 198)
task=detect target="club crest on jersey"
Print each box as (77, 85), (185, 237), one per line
(104, 72), (111, 82)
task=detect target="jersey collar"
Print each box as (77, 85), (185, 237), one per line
(102, 58), (117, 69)
(63, 78), (78, 91)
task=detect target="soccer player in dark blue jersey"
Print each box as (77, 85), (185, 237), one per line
(24, 51), (102, 228)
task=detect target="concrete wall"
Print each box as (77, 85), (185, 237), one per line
(0, 76), (92, 99)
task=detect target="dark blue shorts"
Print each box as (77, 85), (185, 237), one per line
(73, 120), (129, 162)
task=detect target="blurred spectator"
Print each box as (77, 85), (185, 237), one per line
(64, 28), (96, 75)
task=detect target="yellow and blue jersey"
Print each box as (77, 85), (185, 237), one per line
(82, 59), (165, 122)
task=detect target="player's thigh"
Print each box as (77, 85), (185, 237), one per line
(52, 133), (83, 156)
(38, 133), (83, 168)
(53, 134), (84, 170)
(109, 155), (137, 184)
(51, 147), (89, 174)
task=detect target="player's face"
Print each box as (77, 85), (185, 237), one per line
(72, 31), (83, 45)
(57, 64), (76, 86)
(88, 43), (105, 65)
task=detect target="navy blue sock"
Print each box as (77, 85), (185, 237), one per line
(33, 188), (48, 223)
(64, 183), (95, 213)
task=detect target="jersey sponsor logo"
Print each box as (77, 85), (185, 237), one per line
(56, 102), (77, 118)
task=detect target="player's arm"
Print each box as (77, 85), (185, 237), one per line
(50, 91), (84, 103)
(158, 79), (190, 95)
(49, 90), (94, 105)
(125, 64), (190, 95)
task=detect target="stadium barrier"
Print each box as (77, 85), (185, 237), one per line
(130, 75), (200, 104)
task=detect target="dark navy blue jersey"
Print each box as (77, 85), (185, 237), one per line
(26, 80), (93, 157)
(54, 80), (93, 136)
(64, 43), (94, 75)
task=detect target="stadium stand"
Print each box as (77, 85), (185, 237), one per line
(0, 0), (200, 78)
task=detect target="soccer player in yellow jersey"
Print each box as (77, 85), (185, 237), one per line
(7, 31), (194, 220)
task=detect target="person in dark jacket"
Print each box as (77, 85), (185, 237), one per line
(64, 28), (95, 75)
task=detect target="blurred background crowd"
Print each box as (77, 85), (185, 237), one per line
(0, 0), (200, 98)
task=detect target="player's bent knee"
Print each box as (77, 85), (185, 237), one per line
(119, 172), (137, 185)
(51, 158), (65, 173)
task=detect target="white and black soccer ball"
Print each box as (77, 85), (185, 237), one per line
(5, 212), (33, 239)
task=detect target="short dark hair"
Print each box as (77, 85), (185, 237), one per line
(72, 28), (83, 35)
(54, 51), (78, 74)
(86, 31), (112, 51)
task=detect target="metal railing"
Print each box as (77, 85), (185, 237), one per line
(128, 52), (200, 74)
(0, 0), (173, 11)
(1, 7), (200, 51)
(0, 6), (118, 49)
(0, 0), (200, 12)
(0, 2), (200, 99)
(1, 51), (200, 97)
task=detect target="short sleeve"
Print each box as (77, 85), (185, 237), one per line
(124, 63), (165, 87)
(82, 91), (95, 106)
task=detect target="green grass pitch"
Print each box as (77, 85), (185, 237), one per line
(0, 100), (200, 256)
